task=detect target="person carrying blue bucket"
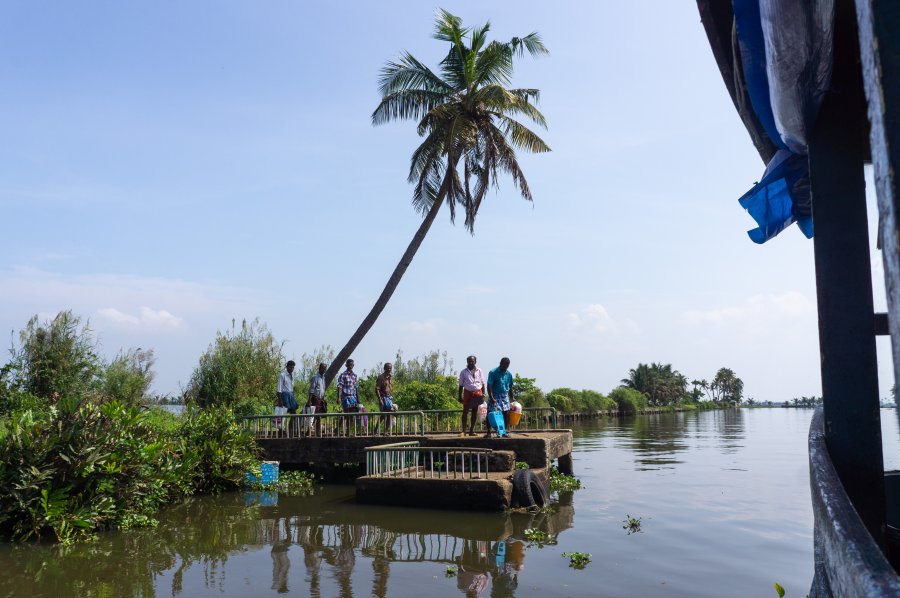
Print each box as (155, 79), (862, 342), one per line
(486, 357), (514, 438)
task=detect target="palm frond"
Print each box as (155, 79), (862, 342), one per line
(495, 115), (551, 153)
(378, 52), (453, 96)
(472, 86), (547, 129)
(469, 21), (491, 55)
(487, 125), (533, 201)
(473, 41), (514, 88)
(510, 32), (549, 58)
(372, 90), (451, 125)
(433, 9), (466, 44)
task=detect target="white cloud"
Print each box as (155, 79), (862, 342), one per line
(681, 291), (814, 326)
(566, 303), (640, 337)
(97, 306), (184, 331)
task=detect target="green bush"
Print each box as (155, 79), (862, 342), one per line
(5, 311), (103, 400)
(186, 319), (283, 416)
(0, 399), (176, 544)
(609, 386), (649, 414)
(579, 390), (616, 411)
(546, 393), (573, 413)
(173, 407), (260, 494)
(394, 381), (457, 411)
(546, 388), (615, 412)
(103, 348), (155, 406)
(0, 400), (261, 545)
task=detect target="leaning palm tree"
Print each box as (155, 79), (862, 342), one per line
(324, 9), (550, 385)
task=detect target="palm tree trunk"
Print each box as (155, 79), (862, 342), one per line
(324, 193), (446, 387)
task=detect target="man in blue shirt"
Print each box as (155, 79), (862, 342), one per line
(487, 357), (515, 438)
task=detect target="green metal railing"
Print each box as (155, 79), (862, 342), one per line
(239, 407), (557, 439)
(420, 407), (557, 433)
(239, 410), (425, 439)
(365, 441), (492, 480)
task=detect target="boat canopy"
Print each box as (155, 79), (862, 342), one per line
(697, 0), (836, 243)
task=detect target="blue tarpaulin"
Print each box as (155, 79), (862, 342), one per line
(731, 0), (833, 243)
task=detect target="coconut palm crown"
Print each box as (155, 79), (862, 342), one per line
(324, 10), (549, 386)
(373, 9), (550, 232)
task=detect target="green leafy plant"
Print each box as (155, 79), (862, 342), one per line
(245, 470), (317, 496)
(774, 582), (785, 597)
(445, 565), (457, 577)
(623, 514), (643, 534)
(549, 465), (582, 492)
(515, 461), (529, 470)
(562, 551), (591, 569)
(523, 528), (549, 546)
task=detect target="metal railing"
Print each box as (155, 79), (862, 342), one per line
(238, 407), (556, 439)
(239, 410), (425, 439)
(260, 520), (468, 563)
(421, 407), (557, 433)
(365, 441), (492, 480)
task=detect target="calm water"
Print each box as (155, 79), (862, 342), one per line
(3, 408), (898, 597)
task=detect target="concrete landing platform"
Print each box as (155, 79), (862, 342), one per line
(256, 430), (573, 471)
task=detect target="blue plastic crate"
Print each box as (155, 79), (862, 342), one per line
(246, 461), (279, 485)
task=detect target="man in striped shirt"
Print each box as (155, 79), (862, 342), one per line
(337, 358), (359, 435)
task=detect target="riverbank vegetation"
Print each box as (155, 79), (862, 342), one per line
(0, 312), (271, 544)
(0, 309), (743, 544)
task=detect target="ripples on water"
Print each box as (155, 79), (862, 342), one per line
(4, 408), (895, 597)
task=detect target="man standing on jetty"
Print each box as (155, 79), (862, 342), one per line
(307, 362), (328, 436)
(337, 358), (359, 435)
(487, 357), (514, 438)
(458, 355), (485, 437)
(375, 362), (395, 434)
(278, 360), (299, 434)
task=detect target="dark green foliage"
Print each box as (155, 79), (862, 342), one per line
(709, 367), (744, 404)
(171, 407), (260, 494)
(621, 362), (690, 406)
(608, 386), (649, 414)
(186, 319), (284, 416)
(0, 400), (260, 545)
(394, 380), (457, 411)
(0, 400), (174, 544)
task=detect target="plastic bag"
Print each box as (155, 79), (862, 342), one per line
(273, 406), (287, 431)
(477, 403), (488, 422)
(301, 405), (316, 431)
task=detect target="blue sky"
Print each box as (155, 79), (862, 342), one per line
(0, 2), (893, 401)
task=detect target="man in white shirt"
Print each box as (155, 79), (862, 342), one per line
(457, 355), (485, 436)
(278, 360), (299, 415)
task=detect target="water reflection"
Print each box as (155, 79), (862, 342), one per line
(0, 487), (573, 598)
(573, 409), (748, 471)
(248, 490), (572, 598)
